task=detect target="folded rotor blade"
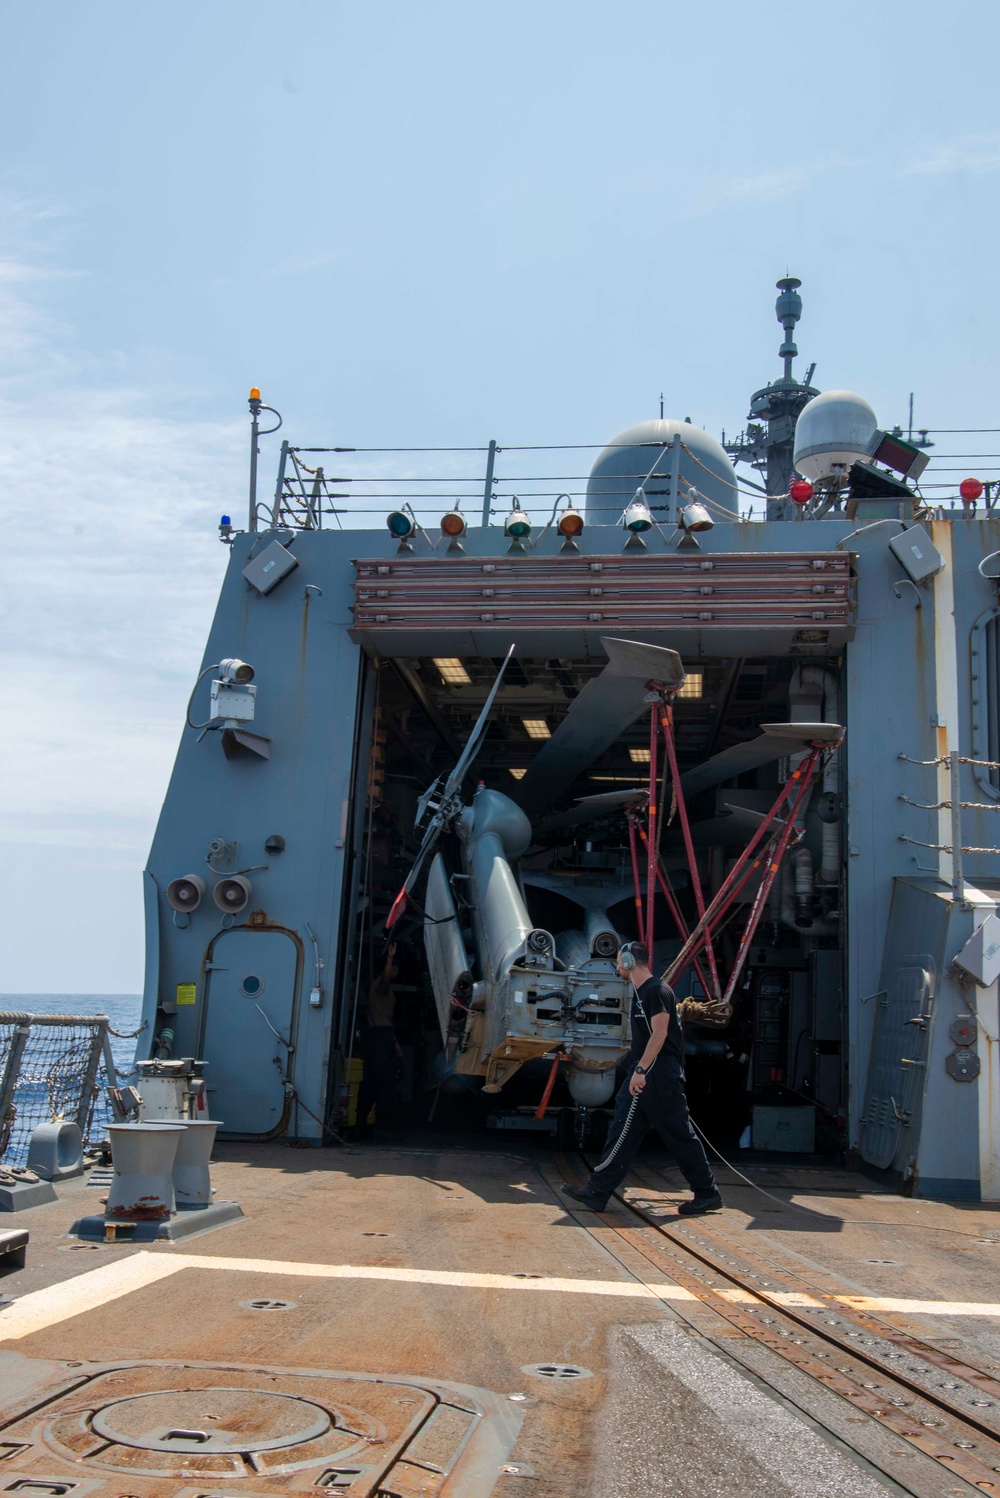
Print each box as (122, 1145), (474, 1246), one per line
(680, 722), (843, 799)
(384, 814), (446, 931)
(516, 637), (683, 814)
(532, 786), (650, 838)
(443, 643), (516, 797)
(516, 676), (651, 812)
(599, 636), (685, 686)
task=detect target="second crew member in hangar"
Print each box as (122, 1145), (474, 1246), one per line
(562, 941), (723, 1216)
(356, 943), (402, 1139)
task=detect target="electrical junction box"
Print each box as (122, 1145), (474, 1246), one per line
(888, 524), (944, 585)
(243, 539), (298, 595)
(752, 1104), (815, 1152)
(953, 911), (1000, 987)
(210, 678), (256, 723)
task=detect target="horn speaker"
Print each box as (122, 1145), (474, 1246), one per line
(166, 873), (206, 912)
(214, 875), (252, 913)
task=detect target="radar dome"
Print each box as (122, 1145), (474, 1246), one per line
(585, 419), (738, 523)
(793, 391), (877, 483)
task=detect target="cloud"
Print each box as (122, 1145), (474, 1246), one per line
(904, 132), (1000, 177)
(662, 155), (859, 224)
(0, 195), (240, 856)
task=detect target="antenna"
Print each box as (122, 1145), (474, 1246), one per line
(659, 392), (664, 419)
(775, 276), (802, 382)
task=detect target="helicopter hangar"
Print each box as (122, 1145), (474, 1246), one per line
(142, 286), (1000, 1201)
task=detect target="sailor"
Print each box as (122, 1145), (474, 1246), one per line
(562, 941), (722, 1216)
(356, 942), (402, 1138)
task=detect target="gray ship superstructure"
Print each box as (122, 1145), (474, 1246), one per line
(138, 282), (1000, 1201)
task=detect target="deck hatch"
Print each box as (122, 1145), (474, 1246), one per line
(0, 1362), (519, 1496)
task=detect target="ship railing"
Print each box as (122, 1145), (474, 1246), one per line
(0, 1012), (121, 1170)
(898, 750), (1000, 902)
(244, 435), (1000, 535)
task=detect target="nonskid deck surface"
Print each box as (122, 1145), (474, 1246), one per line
(0, 1144), (999, 1496)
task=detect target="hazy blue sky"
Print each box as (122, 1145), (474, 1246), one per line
(3, 0), (1000, 990)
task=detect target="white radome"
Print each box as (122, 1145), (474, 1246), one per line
(793, 390), (878, 483)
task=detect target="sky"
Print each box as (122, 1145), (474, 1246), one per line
(3, 0), (1000, 991)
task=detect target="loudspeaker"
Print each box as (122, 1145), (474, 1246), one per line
(166, 874), (206, 912)
(214, 875), (252, 913)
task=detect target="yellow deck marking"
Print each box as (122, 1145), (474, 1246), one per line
(0, 1251), (697, 1340)
(0, 1252), (181, 1340)
(5, 1251), (1000, 1345)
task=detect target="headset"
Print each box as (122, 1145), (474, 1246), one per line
(618, 941), (641, 972)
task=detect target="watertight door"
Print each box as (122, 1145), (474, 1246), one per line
(203, 929), (298, 1135)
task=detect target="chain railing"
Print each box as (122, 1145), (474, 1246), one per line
(0, 1012), (121, 1169)
(898, 751), (1000, 900)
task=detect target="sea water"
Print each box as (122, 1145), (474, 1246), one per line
(0, 994), (143, 1082)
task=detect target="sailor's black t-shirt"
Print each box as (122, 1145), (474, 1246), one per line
(629, 975), (683, 1069)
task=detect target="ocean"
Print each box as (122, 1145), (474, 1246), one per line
(0, 994), (144, 1080)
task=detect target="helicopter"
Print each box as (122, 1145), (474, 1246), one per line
(384, 636), (842, 1113)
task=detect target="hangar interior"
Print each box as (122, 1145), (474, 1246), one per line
(343, 647), (846, 1155)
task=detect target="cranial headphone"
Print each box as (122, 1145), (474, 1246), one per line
(619, 942), (638, 972)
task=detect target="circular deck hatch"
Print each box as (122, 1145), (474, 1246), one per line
(91, 1388), (331, 1454)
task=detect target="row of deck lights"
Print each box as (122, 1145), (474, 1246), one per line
(385, 489), (717, 546)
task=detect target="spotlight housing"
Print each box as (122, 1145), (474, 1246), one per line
(219, 658), (255, 684)
(679, 493), (714, 533)
(557, 507), (584, 538)
(387, 509), (415, 538)
(623, 489), (653, 533)
(504, 507), (532, 539)
(440, 510), (467, 538)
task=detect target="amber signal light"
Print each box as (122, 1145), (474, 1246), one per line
(440, 510), (467, 537)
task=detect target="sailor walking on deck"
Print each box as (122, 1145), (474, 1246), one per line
(562, 942), (722, 1216)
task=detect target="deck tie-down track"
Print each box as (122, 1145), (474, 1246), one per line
(550, 1154), (1000, 1496)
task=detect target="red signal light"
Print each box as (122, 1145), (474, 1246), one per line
(960, 477), (984, 502)
(789, 479), (814, 505)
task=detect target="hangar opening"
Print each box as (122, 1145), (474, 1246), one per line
(337, 645), (846, 1161)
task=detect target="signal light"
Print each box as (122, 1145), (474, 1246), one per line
(387, 510), (415, 538)
(166, 873), (206, 913)
(213, 876), (252, 913)
(557, 507), (584, 538)
(960, 477), (984, 502)
(504, 507), (532, 539)
(789, 479), (814, 505)
(623, 490), (653, 533)
(679, 499), (714, 533)
(440, 510), (467, 538)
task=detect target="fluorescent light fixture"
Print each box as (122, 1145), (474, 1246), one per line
(522, 719), (551, 740)
(434, 657), (471, 685)
(677, 671), (703, 699)
(629, 747), (651, 763)
(590, 774), (647, 782)
(509, 767), (527, 780)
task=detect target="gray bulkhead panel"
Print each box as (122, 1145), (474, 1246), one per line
(142, 528), (367, 1140)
